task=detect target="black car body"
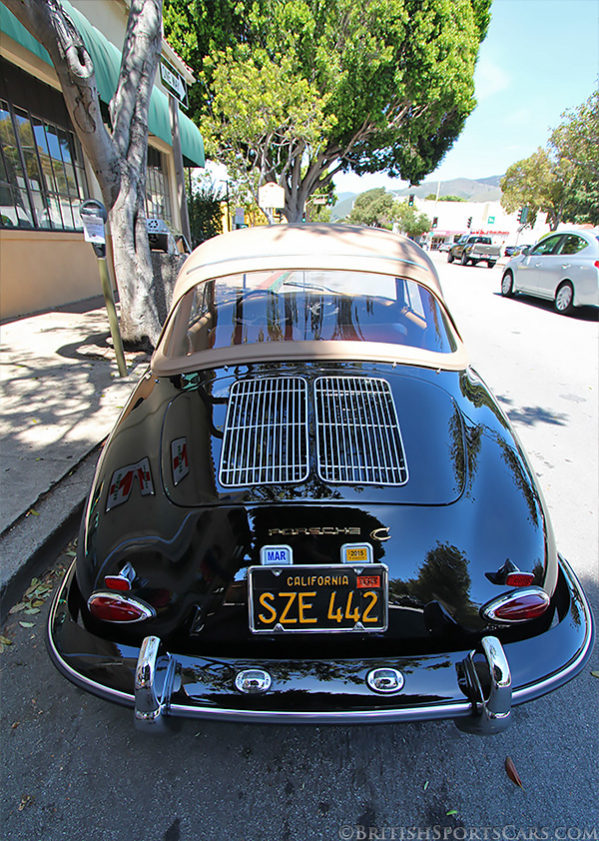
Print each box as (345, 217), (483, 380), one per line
(48, 224), (594, 734)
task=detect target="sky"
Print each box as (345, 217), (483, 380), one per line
(334, 0), (599, 194)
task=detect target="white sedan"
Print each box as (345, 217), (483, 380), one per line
(500, 228), (599, 314)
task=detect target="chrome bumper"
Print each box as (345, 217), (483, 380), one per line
(47, 556), (594, 735)
(131, 633), (514, 734)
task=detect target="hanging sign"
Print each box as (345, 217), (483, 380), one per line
(259, 182), (285, 209)
(160, 59), (188, 107)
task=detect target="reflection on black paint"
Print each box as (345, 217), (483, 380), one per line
(391, 542), (473, 620)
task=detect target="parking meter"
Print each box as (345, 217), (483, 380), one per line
(80, 199), (108, 258)
(79, 199), (127, 376)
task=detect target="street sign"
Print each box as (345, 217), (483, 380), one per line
(312, 195), (328, 205)
(160, 60), (187, 107)
(259, 182), (285, 209)
(487, 216), (495, 224)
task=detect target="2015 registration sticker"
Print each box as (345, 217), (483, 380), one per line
(248, 564), (388, 633)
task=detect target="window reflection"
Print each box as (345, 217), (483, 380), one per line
(0, 98), (87, 231)
(166, 270), (457, 357)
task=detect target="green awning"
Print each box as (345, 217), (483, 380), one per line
(0, 1), (204, 167)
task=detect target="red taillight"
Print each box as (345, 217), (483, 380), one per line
(594, 260), (599, 269)
(104, 575), (131, 591)
(505, 572), (535, 587)
(87, 592), (154, 623)
(482, 587), (550, 623)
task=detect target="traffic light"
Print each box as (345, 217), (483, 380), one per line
(467, 216), (472, 228)
(408, 193), (415, 206)
(432, 217), (438, 228)
(516, 207), (523, 223)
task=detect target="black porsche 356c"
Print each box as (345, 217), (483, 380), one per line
(48, 224), (594, 734)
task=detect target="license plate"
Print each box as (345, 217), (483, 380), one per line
(248, 564), (388, 633)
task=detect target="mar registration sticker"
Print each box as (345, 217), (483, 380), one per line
(260, 545), (293, 565)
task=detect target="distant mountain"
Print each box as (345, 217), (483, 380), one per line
(392, 176), (503, 202)
(477, 175), (503, 188)
(330, 195), (356, 221)
(330, 176), (504, 220)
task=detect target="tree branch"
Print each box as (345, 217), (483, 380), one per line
(111, 0), (162, 166)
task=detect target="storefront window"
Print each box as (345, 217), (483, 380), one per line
(146, 146), (171, 224)
(0, 97), (88, 231)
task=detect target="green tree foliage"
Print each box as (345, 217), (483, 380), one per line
(346, 189), (430, 236)
(500, 149), (551, 229)
(347, 188), (395, 228)
(395, 200), (431, 237)
(551, 89), (598, 226)
(164, 0), (491, 222)
(501, 88), (598, 229)
(188, 181), (223, 246)
(425, 193), (466, 201)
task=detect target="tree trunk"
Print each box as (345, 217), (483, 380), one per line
(110, 174), (160, 349)
(5, 0), (165, 348)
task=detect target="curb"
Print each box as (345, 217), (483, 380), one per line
(0, 445), (102, 624)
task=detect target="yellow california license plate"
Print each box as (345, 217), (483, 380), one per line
(248, 564), (388, 633)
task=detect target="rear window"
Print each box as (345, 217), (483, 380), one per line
(163, 270), (457, 358)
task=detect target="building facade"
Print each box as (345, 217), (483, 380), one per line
(0, 0), (204, 319)
(410, 198), (553, 251)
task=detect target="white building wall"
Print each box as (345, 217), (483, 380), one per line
(414, 198), (552, 249)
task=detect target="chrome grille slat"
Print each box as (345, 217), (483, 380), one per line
(314, 376), (408, 486)
(219, 377), (309, 487)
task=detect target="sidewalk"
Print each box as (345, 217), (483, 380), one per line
(0, 298), (149, 612)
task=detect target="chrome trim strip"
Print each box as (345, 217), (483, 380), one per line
(46, 563), (134, 706)
(510, 555), (595, 703)
(164, 701), (472, 724)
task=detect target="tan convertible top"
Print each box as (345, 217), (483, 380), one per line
(153, 224), (467, 375)
(173, 224), (444, 302)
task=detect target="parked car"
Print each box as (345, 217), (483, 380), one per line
(448, 235), (501, 268)
(437, 242), (451, 252)
(504, 244), (532, 258)
(501, 229), (599, 314)
(47, 224), (594, 734)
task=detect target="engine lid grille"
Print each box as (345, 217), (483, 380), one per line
(219, 377), (309, 487)
(314, 376), (408, 485)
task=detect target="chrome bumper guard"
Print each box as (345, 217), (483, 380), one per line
(134, 636), (178, 732)
(456, 636), (512, 735)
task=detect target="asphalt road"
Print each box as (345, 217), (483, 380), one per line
(2, 255), (597, 841)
